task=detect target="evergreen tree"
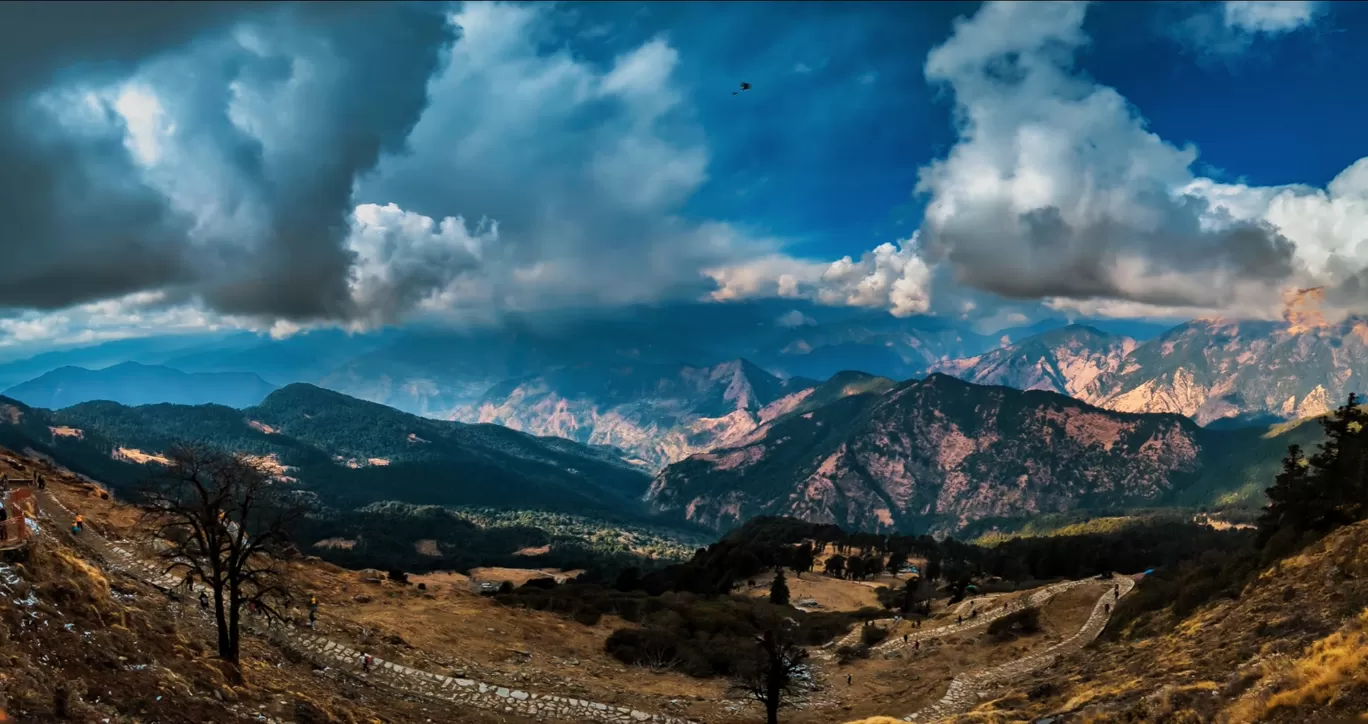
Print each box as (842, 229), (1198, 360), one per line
(823, 554), (846, 578)
(1258, 393), (1368, 547)
(769, 568), (790, 606)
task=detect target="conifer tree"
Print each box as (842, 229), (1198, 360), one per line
(769, 568), (790, 606)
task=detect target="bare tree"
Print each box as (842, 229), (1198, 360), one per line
(730, 615), (810, 724)
(140, 442), (301, 669)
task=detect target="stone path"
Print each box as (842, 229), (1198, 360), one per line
(903, 577), (1136, 722)
(35, 490), (696, 724)
(817, 580), (1095, 661)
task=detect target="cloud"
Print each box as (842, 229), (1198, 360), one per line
(0, 291), (256, 349)
(896, 0), (1361, 320)
(0, 3), (455, 323)
(705, 237), (933, 317)
(354, 3), (768, 318)
(776, 310), (816, 328)
(1175, 1), (1325, 58)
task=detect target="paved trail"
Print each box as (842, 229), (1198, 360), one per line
(817, 579), (1096, 661)
(903, 577), (1135, 722)
(35, 490), (695, 724)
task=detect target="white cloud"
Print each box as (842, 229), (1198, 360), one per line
(1177, 1), (1325, 57)
(777, 310), (816, 328)
(705, 236), (933, 317)
(1223, 1), (1321, 34)
(888, 0), (1368, 321)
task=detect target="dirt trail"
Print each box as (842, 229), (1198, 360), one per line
(34, 489), (696, 724)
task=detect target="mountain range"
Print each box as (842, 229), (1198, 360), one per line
(0, 384), (653, 518)
(2, 361), (278, 409)
(932, 318), (1368, 426)
(451, 359), (816, 469)
(646, 372), (1319, 534)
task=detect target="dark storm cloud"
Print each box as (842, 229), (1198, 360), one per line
(0, 2), (455, 323)
(0, 2), (262, 311)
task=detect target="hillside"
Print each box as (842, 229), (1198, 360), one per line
(648, 374), (1299, 533)
(2, 361), (278, 409)
(0, 464), (528, 723)
(452, 359), (816, 469)
(0, 384), (653, 519)
(940, 519), (1368, 723)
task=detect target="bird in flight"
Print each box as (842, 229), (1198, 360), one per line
(732, 82), (752, 95)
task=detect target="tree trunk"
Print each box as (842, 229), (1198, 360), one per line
(213, 586), (232, 662)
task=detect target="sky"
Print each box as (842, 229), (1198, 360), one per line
(2, 0), (1366, 350)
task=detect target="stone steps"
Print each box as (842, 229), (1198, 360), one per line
(904, 578), (1136, 722)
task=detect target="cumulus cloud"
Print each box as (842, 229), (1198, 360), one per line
(351, 2), (779, 318)
(1176, 1), (1325, 58)
(705, 237), (933, 317)
(903, 0), (1358, 320)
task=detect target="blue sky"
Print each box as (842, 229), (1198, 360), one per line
(1, 0), (1366, 350)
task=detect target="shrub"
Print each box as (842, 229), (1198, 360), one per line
(835, 644), (870, 663)
(988, 606), (1041, 641)
(860, 624), (890, 647)
(572, 606), (603, 626)
(386, 569), (409, 585)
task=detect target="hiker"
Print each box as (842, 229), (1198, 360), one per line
(183, 571), (195, 592)
(0, 502), (7, 543)
(1104, 603), (1111, 614)
(846, 673), (852, 686)
(914, 640), (920, 651)
(309, 595), (319, 613)
(362, 653), (373, 673)
(199, 591), (209, 610)
(957, 615), (963, 624)
(309, 609), (317, 630)
(73, 514), (83, 532)
(903, 633), (909, 644)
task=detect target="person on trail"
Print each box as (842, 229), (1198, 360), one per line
(36, 473), (44, 491)
(957, 615), (963, 624)
(73, 514), (83, 532)
(970, 609), (978, 619)
(183, 571), (195, 592)
(309, 595), (319, 612)
(903, 633), (909, 644)
(846, 673), (852, 686)
(914, 640), (920, 651)
(1104, 603), (1111, 614)
(309, 609), (317, 630)
(362, 653), (373, 673)
(0, 502), (8, 543)
(199, 591), (209, 610)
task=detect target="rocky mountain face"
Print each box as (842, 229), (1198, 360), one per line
(1080, 317), (1368, 425)
(452, 360), (817, 469)
(647, 374), (1264, 533)
(933, 317), (1368, 427)
(931, 325), (1138, 398)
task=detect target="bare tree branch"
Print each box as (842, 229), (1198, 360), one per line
(137, 441), (304, 669)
